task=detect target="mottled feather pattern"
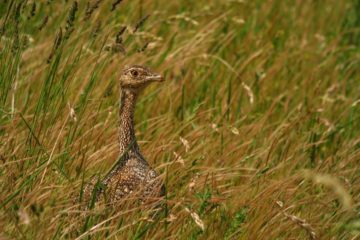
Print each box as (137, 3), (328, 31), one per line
(80, 65), (165, 207)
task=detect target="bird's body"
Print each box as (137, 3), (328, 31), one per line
(103, 156), (164, 202)
(82, 65), (165, 206)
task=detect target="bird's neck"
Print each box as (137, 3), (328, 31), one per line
(118, 89), (140, 156)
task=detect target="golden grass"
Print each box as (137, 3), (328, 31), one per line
(0, 0), (359, 239)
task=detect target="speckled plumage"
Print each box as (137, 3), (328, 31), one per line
(81, 65), (165, 206)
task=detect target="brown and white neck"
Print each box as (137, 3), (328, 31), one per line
(118, 88), (140, 156)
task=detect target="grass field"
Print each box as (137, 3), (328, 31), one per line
(1, 0), (360, 239)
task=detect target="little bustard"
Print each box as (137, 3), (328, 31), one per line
(82, 65), (165, 206)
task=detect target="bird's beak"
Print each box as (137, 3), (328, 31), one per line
(146, 74), (164, 82)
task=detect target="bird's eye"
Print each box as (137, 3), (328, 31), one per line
(131, 70), (139, 77)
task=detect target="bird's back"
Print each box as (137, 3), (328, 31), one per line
(105, 156), (163, 202)
(83, 155), (164, 206)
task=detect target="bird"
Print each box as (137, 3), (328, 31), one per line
(81, 65), (165, 207)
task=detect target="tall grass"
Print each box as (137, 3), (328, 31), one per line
(0, 0), (359, 239)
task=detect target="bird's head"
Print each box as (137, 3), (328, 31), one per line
(120, 65), (164, 91)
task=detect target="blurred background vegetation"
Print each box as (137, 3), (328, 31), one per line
(0, 0), (359, 239)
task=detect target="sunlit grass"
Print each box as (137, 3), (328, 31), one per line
(0, 0), (359, 239)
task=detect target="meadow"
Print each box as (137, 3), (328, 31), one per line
(0, 0), (360, 239)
